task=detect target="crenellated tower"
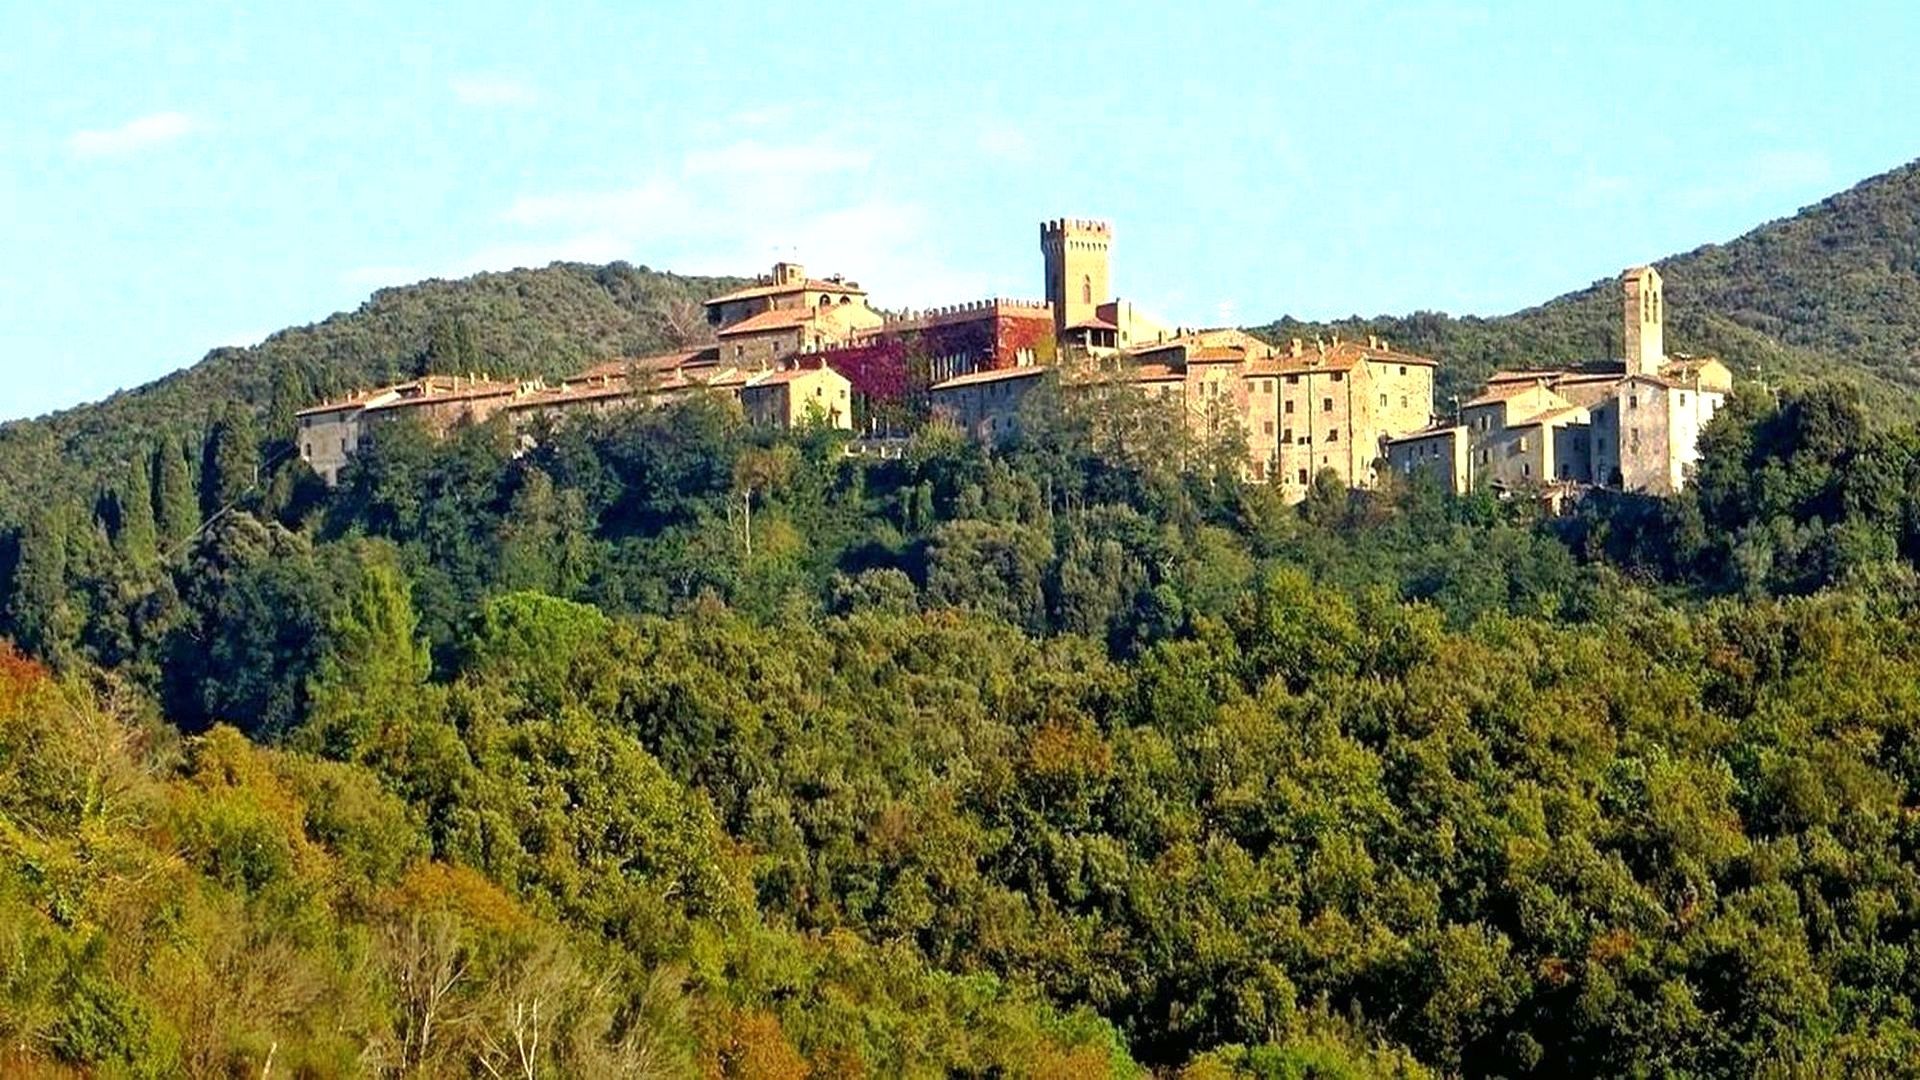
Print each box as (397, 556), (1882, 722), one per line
(1040, 218), (1112, 337)
(1622, 265), (1664, 377)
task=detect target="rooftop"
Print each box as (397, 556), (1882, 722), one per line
(716, 307), (827, 336)
(704, 277), (865, 307)
(930, 365), (1049, 391)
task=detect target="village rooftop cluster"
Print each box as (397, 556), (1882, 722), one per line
(299, 219), (1733, 501)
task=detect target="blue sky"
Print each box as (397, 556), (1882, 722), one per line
(4, 1), (1917, 421)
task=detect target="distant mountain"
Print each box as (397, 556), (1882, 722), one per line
(1255, 158), (1920, 414)
(0, 262), (745, 520)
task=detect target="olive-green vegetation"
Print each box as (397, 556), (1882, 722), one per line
(8, 366), (1920, 1075)
(1257, 159), (1920, 415)
(0, 262), (743, 523)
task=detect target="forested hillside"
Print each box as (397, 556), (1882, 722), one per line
(1257, 159), (1920, 413)
(0, 262), (743, 521)
(14, 161), (1920, 1074)
(9, 371), (1920, 1073)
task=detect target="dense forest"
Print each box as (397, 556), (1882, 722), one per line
(10, 364), (1920, 1074)
(10, 161), (1920, 1075)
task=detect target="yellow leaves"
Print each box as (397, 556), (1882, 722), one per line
(380, 861), (534, 936)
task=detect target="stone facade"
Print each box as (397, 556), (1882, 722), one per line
(739, 365), (854, 430)
(929, 365), (1049, 442)
(1394, 265), (1732, 497)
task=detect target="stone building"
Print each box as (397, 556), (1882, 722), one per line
(929, 365), (1050, 442)
(704, 262), (874, 330)
(1387, 265), (1732, 496)
(739, 365), (854, 430)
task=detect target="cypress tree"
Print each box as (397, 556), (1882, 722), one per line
(114, 455), (158, 566)
(153, 436), (199, 550)
(5, 501), (72, 660)
(201, 405), (260, 518)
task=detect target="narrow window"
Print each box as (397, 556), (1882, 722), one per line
(1328, 428), (1339, 442)
(1284, 400), (1295, 415)
(1297, 469), (1308, 484)
(1379, 394), (1388, 407)
(1322, 398), (1333, 412)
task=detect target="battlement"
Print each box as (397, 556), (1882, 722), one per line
(883, 298), (1054, 328)
(1040, 218), (1112, 241)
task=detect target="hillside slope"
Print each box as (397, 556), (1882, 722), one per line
(0, 262), (745, 519)
(1255, 157), (1920, 412)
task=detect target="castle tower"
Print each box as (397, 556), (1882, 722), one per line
(1040, 218), (1112, 337)
(1622, 265), (1664, 376)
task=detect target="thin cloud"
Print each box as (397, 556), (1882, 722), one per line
(450, 75), (539, 107)
(683, 140), (871, 177)
(68, 111), (200, 157)
(474, 138), (953, 298)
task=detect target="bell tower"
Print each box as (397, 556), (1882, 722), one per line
(1040, 218), (1112, 337)
(1622, 265), (1664, 377)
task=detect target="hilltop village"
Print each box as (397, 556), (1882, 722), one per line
(298, 220), (1733, 502)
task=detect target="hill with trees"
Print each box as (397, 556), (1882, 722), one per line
(0, 262), (744, 522)
(6, 370), (1920, 1073)
(13, 162), (1920, 1074)
(1256, 158), (1920, 414)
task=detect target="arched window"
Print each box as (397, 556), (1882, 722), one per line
(818, 295), (831, 309)
(1081, 275), (1092, 304)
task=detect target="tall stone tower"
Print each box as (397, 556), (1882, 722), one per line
(1622, 265), (1664, 376)
(1040, 218), (1112, 337)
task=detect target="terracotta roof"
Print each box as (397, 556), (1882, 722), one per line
(1188, 346), (1246, 362)
(930, 365), (1049, 391)
(1511, 406), (1588, 428)
(1462, 381), (1563, 408)
(1486, 368), (1568, 384)
(1131, 363), (1183, 381)
(1385, 424), (1466, 445)
(360, 379), (526, 415)
(1066, 317), (1119, 331)
(705, 278), (865, 306)
(717, 308), (824, 336)
(567, 348), (715, 383)
(746, 367), (840, 389)
(296, 387), (398, 417)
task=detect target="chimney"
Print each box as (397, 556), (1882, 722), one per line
(1290, 337), (1303, 358)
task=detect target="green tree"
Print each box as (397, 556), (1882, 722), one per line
(201, 405), (261, 519)
(154, 435), (201, 551)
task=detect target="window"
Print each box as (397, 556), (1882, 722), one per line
(1322, 398), (1334, 412)
(1263, 420), (1274, 435)
(1401, 396), (1408, 408)
(1331, 372), (1344, 382)
(1631, 429), (1641, 451)
(1282, 428), (1293, 443)
(1284, 400), (1294, 415)
(1082, 275), (1092, 304)
(1517, 436), (1528, 452)
(301, 442), (311, 460)
(1379, 394), (1388, 407)
(1262, 380), (1274, 394)
(1629, 394), (1639, 410)
(1286, 374), (1299, 385)
(1523, 463), (1531, 477)
(1297, 469), (1308, 484)
(1679, 392), (1688, 405)
(1327, 428), (1339, 442)
(340, 438), (348, 453)
(1398, 365), (1407, 376)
